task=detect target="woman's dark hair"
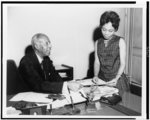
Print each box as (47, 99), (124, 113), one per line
(100, 11), (120, 31)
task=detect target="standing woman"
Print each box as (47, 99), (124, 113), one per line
(92, 11), (130, 93)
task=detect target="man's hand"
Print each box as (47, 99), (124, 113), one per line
(67, 81), (83, 92)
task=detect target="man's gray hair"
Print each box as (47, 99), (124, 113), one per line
(31, 33), (50, 50)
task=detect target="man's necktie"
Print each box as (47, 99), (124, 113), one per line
(41, 59), (47, 80)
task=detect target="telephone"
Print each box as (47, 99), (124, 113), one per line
(100, 94), (122, 105)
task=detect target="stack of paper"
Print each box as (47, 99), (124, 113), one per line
(9, 92), (53, 103)
(76, 79), (119, 101)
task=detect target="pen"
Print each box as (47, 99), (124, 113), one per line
(79, 91), (88, 100)
(67, 87), (75, 110)
(83, 84), (106, 87)
(50, 104), (52, 115)
(67, 87), (81, 114)
(83, 82), (114, 87)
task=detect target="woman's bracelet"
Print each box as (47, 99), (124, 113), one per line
(94, 75), (98, 77)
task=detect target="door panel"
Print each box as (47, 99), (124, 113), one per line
(125, 8), (142, 86)
(131, 8), (142, 85)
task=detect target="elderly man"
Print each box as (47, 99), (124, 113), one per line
(19, 33), (81, 94)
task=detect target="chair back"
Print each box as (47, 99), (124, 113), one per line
(7, 59), (29, 95)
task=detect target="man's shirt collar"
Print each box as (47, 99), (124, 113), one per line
(35, 52), (43, 64)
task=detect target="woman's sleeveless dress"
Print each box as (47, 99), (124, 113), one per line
(97, 35), (130, 93)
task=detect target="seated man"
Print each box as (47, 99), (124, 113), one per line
(18, 33), (81, 94)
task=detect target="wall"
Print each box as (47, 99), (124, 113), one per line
(5, 4), (125, 79)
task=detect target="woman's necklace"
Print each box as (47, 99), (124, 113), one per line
(104, 40), (110, 47)
(103, 35), (114, 47)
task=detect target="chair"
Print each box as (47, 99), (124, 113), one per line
(7, 59), (29, 95)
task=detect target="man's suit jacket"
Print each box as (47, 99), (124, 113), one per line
(18, 52), (64, 93)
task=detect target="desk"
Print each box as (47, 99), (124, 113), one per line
(55, 64), (73, 81)
(6, 79), (141, 116)
(46, 91), (141, 116)
(7, 92), (141, 116)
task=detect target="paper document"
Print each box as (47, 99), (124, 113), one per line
(9, 92), (53, 103)
(6, 106), (22, 115)
(77, 78), (106, 86)
(55, 65), (68, 70)
(36, 99), (68, 109)
(59, 72), (67, 77)
(76, 79), (94, 86)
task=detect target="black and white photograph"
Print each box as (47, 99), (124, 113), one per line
(1, 0), (148, 119)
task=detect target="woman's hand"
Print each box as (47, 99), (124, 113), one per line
(92, 76), (106, 85)
(106, 78), (118, 86)
(92, 76), (99, 84)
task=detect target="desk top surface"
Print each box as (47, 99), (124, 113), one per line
(6, 79), (141, 116)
